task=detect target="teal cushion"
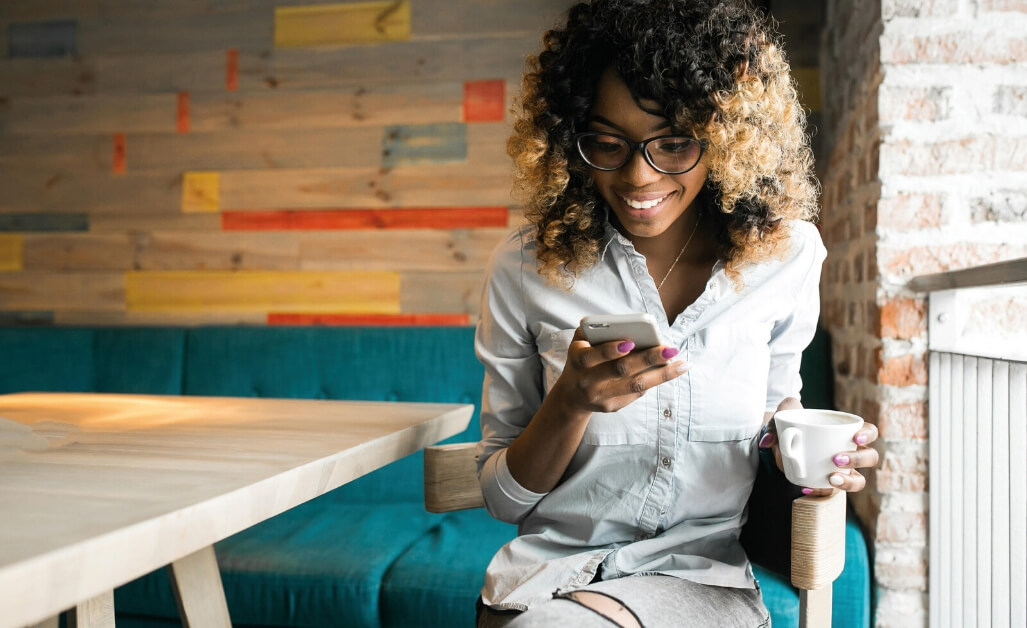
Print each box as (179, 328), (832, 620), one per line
(115, 499), (444, 627)
(381, 509), (517, 628)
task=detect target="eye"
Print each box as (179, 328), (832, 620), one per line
(594, 140), (624, 153)
(656, 140), (695, 154)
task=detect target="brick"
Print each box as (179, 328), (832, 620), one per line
(877, 467), (927, 492)
(880, 136), (1027, 177)
(878, 242), (1027, 279)
(867, 300), (882, 335)
(881, 29), (1027, 65)
(878, 401), (928, 439)
(995, 85), (1027, 116)
(970, 189), (1027, 223)
(874, 590), (929, 628)
(880, 297), (926, 339)
(875, 546), (928, 589)
(981, 0), (1027, 11)
(882, 0), (959, 18)
(877, 194), (943, 231)
(879, 353), (928, 386)
(880, 86), (952, 122)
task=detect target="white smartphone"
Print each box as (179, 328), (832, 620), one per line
(580, 313), (664, 349)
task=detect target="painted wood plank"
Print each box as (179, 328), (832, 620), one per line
(0, 93), (177, 134)
(410, 0), (574, 38)
(225, 49), (238, 91)
(182, 172), (219, 213)
(53, 310), (266, 327)
(0, 57), (96, 98)
(961, 356), (977, 627)
(21, 233), (133, 271)
(1010, 361), (1027, 628)
(133, 231), (300, 271)
(298, 228), (507, 271)
(75, 10), (272, 56)
(463, 80), (505, 123)
(0, 271), (124, 311)
(274, 2), (411, 48)
(177, 92), (189, 134)
(124, 270), (399, 313)
(0, 213), (87, 232)
(0, 310), (55, 326)
(976, 358), (993, 628)
(0, 234), (23, 271)
(89, 214), (221, 233)
(399, 271), (482, 318)
(8, 20), (77, 59)
(382, 122), (467, 167)
(0, 172), (181, 215)
(112, 132), (125, 174)
(267, 312), (470, 326)
(221, 207), (507, 231)
(991, 359), (1009, 627)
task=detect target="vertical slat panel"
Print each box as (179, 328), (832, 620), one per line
(939, 351), (952, 628)
(992, 359), (1010, 627)
(963, 356), (977, 628)
(977, 357), (993, 628)
(929, 351), (942, 628)
(951, 354), (964, 624)
(1009, 362), (1027, 628)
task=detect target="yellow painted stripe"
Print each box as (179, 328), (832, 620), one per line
(182, 171), (220, 213)
(274, 1), (411, 48)
(125, 271), (400, 313)
(0, 235), (23, 271)
(792, 68), (821, 113)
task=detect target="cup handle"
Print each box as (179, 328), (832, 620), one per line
(779, 426), (805, 479)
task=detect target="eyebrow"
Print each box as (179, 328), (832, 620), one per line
(589, 114), (671, 134)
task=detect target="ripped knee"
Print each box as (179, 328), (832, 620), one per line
(555, 590), (644, 628)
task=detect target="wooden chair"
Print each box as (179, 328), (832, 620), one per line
(423, 442), (846, 628)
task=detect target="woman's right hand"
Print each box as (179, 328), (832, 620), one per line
(551, 326), (691, 415)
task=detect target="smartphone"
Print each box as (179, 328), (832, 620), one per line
(580, 313), (664, 349)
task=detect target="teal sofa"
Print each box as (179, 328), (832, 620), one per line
(0, 326), (870, 627)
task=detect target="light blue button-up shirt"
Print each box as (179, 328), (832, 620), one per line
(474, 218), (827, 611)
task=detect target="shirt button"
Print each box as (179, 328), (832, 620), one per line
(661, 457), (672, 468)
(663, 408), (672, 419)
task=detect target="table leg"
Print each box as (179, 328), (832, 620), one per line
(168, 545), (232, 628)
(67, 590), (115, 627)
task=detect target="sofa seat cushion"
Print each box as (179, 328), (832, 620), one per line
(115, 498), (444, 628)
(380, 508), (517, 628)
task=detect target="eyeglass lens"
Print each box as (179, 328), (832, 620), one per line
(576, 133), (702, 174)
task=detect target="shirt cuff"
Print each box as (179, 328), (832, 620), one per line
(480, 448), (547, 523)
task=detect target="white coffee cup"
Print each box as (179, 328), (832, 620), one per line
(774, 409), (864, 489)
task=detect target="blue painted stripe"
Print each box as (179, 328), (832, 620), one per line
(0, 311), (55, 326)
(381, 122), (467, 167)
(0, 213), (88, 232)
(8, 20), (78, 59)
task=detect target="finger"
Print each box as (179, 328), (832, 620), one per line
(853, 422), (879, 447)
(831, 446), (879, 470)
(800, 487), (835, 497)
(827, 469), (866, 492)
(605, 359), (690, 398)
(571, 335), (636, 370)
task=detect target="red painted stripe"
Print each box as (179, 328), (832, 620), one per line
(268, 313), (470, 326)
(226, 49), (239, 91)
(222, 207), (508, 231)
(177, 91), (190, 134)
(112, 133), (126, 174)
(463, 79), (505, 122)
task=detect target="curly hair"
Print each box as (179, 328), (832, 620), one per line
(507, 0), (819, 286)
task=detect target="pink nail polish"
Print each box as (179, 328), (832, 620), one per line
(801, 488), (814, 495)
(833, 454), (850, 466)
(618, 341), (635, 353)
(662, 347), (679, 359)
(758, 433), (775, 449)
(855, 433), (869, 445)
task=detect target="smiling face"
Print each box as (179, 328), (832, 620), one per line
(586, 67), (709, 246)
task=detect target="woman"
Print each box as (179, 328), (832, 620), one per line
(474, 1), (879, 626)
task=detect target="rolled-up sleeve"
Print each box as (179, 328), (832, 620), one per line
(764, 222), (828, 411)
(474, 229), (548, 523)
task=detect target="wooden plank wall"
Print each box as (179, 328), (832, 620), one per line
(0, 0), (576, 326)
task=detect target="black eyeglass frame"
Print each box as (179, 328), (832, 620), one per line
(571, 131), (708, 175)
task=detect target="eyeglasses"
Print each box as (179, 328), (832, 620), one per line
(573, 131), (706, 175)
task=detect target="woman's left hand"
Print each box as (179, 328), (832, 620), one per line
(758, 397), (880, 497)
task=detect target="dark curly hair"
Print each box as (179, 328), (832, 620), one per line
(507, 0), (819, 285)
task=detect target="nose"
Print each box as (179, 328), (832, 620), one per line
(621, 148), (663, 186)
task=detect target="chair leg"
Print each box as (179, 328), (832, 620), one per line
(799, 585), (832, 628)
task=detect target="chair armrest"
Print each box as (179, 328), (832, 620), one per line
(424, 442), (485, 513)
(790, 489), (847, 590)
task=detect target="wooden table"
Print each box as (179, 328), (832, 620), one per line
(0, 392), (473, 628)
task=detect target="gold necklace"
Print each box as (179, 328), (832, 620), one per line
(656, 213), (701, 292)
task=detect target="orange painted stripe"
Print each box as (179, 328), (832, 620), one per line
(463, 79), (505, 122)
(226, 49), (239, 91)
(222, 207), (508, 231)
(268, 313), (470, 326)
(112, 133), (126, 174)
(177, 91), (190, 134)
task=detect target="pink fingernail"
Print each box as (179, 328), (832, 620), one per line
(661, 347), (679, 359)
(855, 433), (869, 445)
(758, 433), (775, 449)
(801, 488), (814, 495)
(833, 454), (850, 466)
(617, 341), (635, 353)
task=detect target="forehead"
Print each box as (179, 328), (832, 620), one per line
(590, 67), (669, 132)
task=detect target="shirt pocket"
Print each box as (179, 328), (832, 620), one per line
(688, 323), (770, 442)
(538, 327), (649, 446)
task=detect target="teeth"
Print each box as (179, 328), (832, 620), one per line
(621, 195), (667, 209)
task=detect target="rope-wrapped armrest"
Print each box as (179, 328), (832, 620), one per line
(791, 489), (847, 628)
(424, 442), (484, 513)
